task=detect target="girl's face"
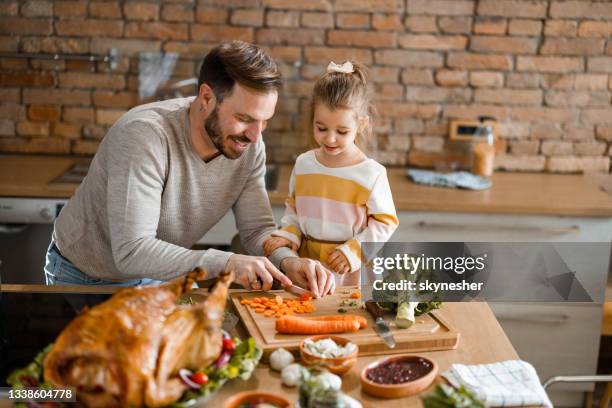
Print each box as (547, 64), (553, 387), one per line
(313, 104), (360, 158)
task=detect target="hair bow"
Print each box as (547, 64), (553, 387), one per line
(326, 61), (354, 74)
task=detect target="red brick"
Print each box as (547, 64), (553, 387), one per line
(83, 124), (106, 140)
(473, 18), (507, 35)
(510, 140), (539, 154)
(17, 121), (49, 137)
(0, 58), (28, 70)
(582, 109), (612, 124)
(301, 12), (334, 28)
(195, 7), (227, 24)
(531, 124), (562, 140)
(544, 20), (577, 37)
(125, 22), (188, 40)
(72, 140), (100, 155)
(0, 88), (20, 103)
(443, 104), (510, 120)
(512, 107), (578, 123)
(96, 109), (126, 125)
(92, 91), (138, 108)
(574, 74), (608, 90)
(541, 141), (573, 155)
(412, 136), (444, 152)
(438, 17), (472, 34)
(193, 25), (254, 42)
(55, 1), (87, 17)
(372, 14), (402, 31)
(376, 50), (443, 68)
(23, 89), (91, 106)
(328, 30), (396, 48)
(469, 71), (504, 88)
(0, 137), (70, 154)
(541, 74), (574, 89)
(377, 102), (439, 119)
(0, 18), (52, 35)
(0, 2), (18, 16)
(517, 56), (583, 73)
(0, 36), (19, 52)
(63, 107), (94, 123)
(588, 57), (612, 73)
(383, 134), (411, 151)
(395, 118), (424, 133)
(91, 38), (160, 55)
(498, 121), (530, 140)
(545, 90), (609, 108)
(546, 157), (610, 174)
(58, 73), (125, 90)
(563, 125), (593, 141)
(406, 86), (471, 103)
(300, 64), (324, 80)
(495, 155), (545, 171)
(0, 120), (14, 136)
(28, 106), (60, 122)
(475, 89), (541, 105)
(470, 36), (537, 54)
(266, 10), (298, 27)
(578, 21), (612, 38)
(405, 16), (437, 33)
(478, 0), (547, 18)
(161, 4), (193, 22)
(574, 142), (606, 156)
(52, 122), (81, 139)
(21, 1), (53, 17)
(369, 66), (400, 83)
(407, 0), (474, 15)
(262, 0), (331, 11)
(56, 20), (124, 37)
(541, 38), (604, 56)
(508, 19), (542, 36)
(399, 34), (467, 50)
(0, 73), (55, 87)
(266, 46), (303, 62)
(374, 84), (404, 101)
(596, 127), (612, 142)
(123, 2), (159, 21)
(89, 2), (122, 19)
(27, 37), (89, 54)
(0, 104), (26, 120)
(336, 13), (369, 30)
(550, 1), (612, 19)
(447, 53), (512, 70)
(435, 69), (468, 86)
(401, 69), (434, 85)
(335, 0), (403, 12)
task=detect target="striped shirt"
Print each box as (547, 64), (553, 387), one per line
(272, 150), (399, 272)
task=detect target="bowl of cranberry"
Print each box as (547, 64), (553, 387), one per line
(360, 354), (438, 398)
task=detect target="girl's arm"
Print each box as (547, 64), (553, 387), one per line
(270, 168), (303, 248)
(336, 169), (399, 272)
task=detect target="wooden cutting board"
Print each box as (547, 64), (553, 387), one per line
(230, 287), (459, 359)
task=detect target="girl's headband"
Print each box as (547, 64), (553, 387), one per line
(326, 61), (354, 74)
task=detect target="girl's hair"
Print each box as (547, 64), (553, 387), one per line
(311, 61), (375, 147)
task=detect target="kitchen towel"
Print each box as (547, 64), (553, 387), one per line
(406, 169), (492, 190)
(443, 360), (553, 407)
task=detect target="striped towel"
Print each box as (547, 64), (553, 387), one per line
(443, 360), (553, 407)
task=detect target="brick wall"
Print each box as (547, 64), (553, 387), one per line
(0, 0), (611, 173)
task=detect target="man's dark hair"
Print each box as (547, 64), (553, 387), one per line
(198, 41), (282, 101)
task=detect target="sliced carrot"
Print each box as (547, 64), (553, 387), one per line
(264, 310), (275, 317)
(350, 292), (361, 299)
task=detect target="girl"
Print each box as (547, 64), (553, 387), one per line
(264, 61), (399, 286)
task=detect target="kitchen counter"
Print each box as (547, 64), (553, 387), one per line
(0, 285), (524, 407)
(1, 154), (611, 217)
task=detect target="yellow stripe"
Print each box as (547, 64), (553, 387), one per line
(286, 195), (296, 208)
(295, 174), (370, 205)
(346, 239), (362, 260)
(281, 224), (301, 238)
(371, 213), (399, 226)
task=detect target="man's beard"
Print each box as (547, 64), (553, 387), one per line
(204, 106), (250, 160)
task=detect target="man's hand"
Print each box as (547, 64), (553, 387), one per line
(226, 254), (292, 291)
(263, 236), (298, 257)
(327, 250), (350, 274)
(280, 257), (335, 298)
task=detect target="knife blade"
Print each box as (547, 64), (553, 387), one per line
(365, 301), (396, 349)
(283, 283), (315, 299)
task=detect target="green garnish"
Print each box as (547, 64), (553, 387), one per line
(421, 384), (487, 408)
(338, 308), (347, 313)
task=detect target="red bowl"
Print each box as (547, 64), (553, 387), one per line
(223, 391), (293, 408)
(360, 354), (438, 398)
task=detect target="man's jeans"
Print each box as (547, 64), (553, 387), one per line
(44, 242), (163, 286)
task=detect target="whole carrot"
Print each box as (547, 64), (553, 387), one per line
(275, 316), (360, 334)
(307, 315), (367, 329)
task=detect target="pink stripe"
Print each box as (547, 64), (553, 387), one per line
(295, 196), (366, 229)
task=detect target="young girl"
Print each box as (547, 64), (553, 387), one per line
(263, 61), (398, 286)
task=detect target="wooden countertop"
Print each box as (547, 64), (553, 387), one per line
(0, 285), (522, 407)
(1, 154), (611, 217)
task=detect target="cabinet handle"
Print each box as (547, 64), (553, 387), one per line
(496, 312), (570, 325)
(416, 221), (580, 235)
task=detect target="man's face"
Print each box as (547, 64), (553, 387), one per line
(204, 83), (278, 159)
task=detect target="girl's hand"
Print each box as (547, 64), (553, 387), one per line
(327, 250), (350, 275)
(263, 237), (298, 256)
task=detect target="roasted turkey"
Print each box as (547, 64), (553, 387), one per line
(43, 268), (233, 407)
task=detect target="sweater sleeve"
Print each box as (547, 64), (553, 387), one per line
(271, 167), (302, 247)
(106, 120), (232, 280)
(336, 168), (399, 272)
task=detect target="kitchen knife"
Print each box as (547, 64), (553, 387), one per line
(283, 283), (315, 299)
(365, 301), (396, 349)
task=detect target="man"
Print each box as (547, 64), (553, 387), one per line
(44, 41), (336, 297)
